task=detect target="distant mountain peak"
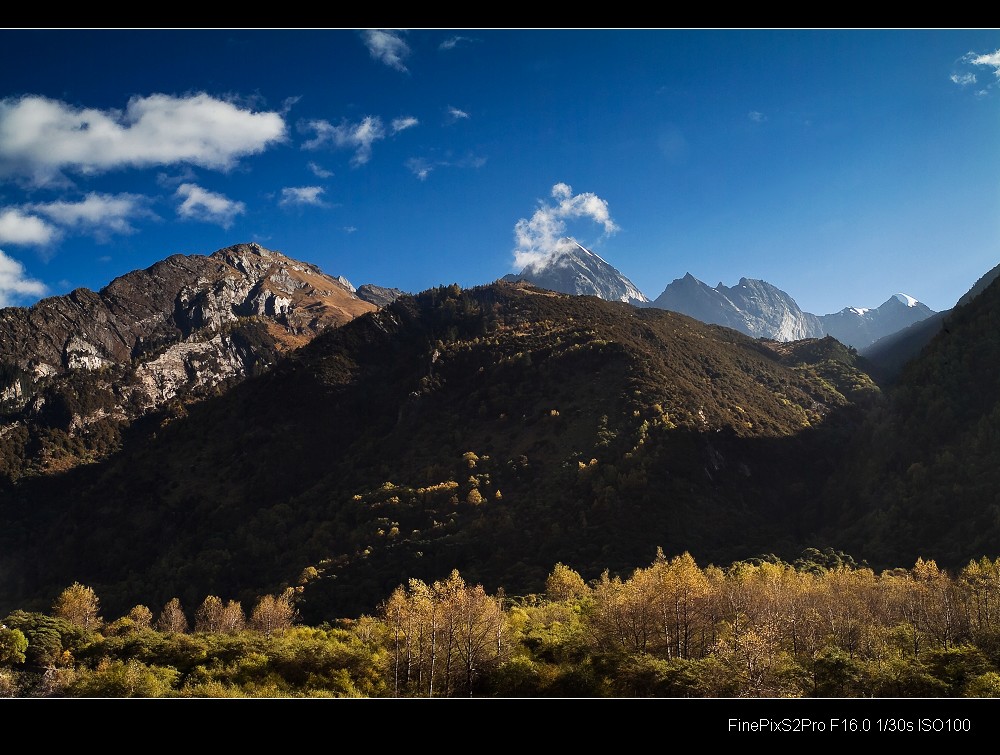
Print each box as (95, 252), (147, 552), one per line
(506, 238), (650, 305)
(653, 274), (824, 342)
(653, 273), (935, 349)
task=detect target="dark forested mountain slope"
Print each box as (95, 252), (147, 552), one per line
(0, 281), (879, 621)
(817, 273), (1000, 568)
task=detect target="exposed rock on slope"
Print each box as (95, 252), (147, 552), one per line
(356, 284), (406, 308)
(0, 242), (375, 476)
(652, 275), (825, 341)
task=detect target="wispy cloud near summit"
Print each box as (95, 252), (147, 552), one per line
(0, 249), (46, 305)
(175, 183), (245, 229)
(513, 183), (619, 270)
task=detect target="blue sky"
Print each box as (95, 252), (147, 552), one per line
(0, 28), (998, 315)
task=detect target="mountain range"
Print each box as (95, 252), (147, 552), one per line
(508, 241), (936, 350)
(0, 239), (998, 629)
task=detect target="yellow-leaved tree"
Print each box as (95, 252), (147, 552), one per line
(52, 582), (102, 631)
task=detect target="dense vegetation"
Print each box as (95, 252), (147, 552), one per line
(0, 282), (880, 623)
(817, 269), (1000, 568)
(4, 551), (1000, 698)
(4, 267), (1000, 701)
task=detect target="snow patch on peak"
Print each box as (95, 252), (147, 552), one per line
(849, 307), (871, 316)
(573, 240), (606, 264)
(893, 293), (918, 307)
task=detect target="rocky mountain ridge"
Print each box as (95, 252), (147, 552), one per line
(0, 242), (378, 477)
(650, 274), (935, 349)
(505, 241), (935, 349)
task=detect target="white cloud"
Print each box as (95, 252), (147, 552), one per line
(0, 208), (58, 245)
(361, 29), (410, 73)
(447, 106), (470, 122)
(512, 183), (619, 269)
(175, 183), (245, 229)
(954, 50), (1000, 95)
(343, 226), (357, 234)
(0, 248), (47, 305)
(279, 186), (326, 207)
(27, 192), (153, 236)
(280, 96), (301, 115)
(748, 110), (767, 122)
(300, 116), (386, 166)
(307, 161), (333, 178)
(0, 93), (286, 186)
(392, 116), (419, 133)
(406, 153), (486, 181)
(156, 166), (198, 188)
(970, 50), (1000, 72)
(406, 157), (432, 181)
(439, 35), (477, 51)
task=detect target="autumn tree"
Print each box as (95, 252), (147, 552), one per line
(194, 596), (246, 634)
(453, 582), (508, 695)
(52, 582), (102, 631)
(959, 556), (1000, 643)
(220, 601), (246, 634)
(378, 571), (508, 697)
(155, 598), (189, 634)
(545, 563), (589, 603)
(127, 605), (153, 631)
(250, 589), (297, 634)
(646, 550), (711, 660)
(588, 568), (659, 655)
(382, 585), (416, 696)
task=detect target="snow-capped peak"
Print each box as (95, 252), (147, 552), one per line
(849, 307), (871, 316)
(893, 293), (918, 308)
(505, 238), (649, 304)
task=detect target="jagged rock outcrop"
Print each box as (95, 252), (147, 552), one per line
(0, 242), (376, 474)
(356, 284), (406, 308)
(652, 275), (825, 341)
(0, 242), (374, 379)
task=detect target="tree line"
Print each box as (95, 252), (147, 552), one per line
(4, 550), (1000, 697)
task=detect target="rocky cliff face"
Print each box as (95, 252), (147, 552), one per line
(0, 242), (374, 378)
(652, 275), (825, 341)
(0, 242), (376, 476)
(356, 284), (406, 309)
